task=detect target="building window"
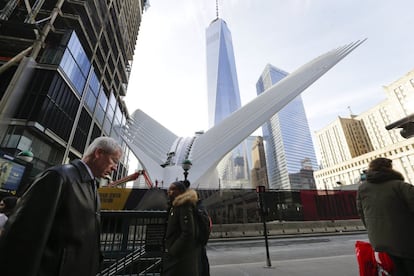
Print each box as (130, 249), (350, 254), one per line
(72, 108), (92, 152)
(95, 88), (108, 125)
(59, 32), (91, 96)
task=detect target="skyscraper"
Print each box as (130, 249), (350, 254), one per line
(316, 116), (373, 168)
(251, 136), (268, 189)
(0, 1), (147, 183)
(206, 16), (250, 187)
(256, 64), (318, 190)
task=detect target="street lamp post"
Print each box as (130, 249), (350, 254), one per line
(181, 159), (192, 182)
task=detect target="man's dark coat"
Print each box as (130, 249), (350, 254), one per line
(357, 169), (414, 259)
(0, 159), (101, 276)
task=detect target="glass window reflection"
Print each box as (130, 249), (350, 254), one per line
(85, 87), (97, 111)
(59, 32), (91, 96)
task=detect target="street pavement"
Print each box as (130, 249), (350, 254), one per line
(207, 232), (368, 276)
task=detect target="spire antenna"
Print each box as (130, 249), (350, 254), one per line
(348, 106), (354, 117)
(216, 0), (219, 19)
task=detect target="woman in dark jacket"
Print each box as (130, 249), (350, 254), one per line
(163, 181), (199, 276)
(357, 157), (414, 275)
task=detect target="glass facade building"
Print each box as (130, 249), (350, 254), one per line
(0, 1), (147, 183)
(206, 18), (250, 187)
(256, 64), (318, 190)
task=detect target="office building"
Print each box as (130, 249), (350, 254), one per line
(206, 16), (250, 187)
(256, 64), (318, 190)
(251, 136), (269, 189)
(314, 68), (414, 189)
(316, 116), (373, 168)
(0, 1), (147, 182)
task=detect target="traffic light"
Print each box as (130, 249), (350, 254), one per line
(256, 185), (268, 216)
(256, 185), (265, 193)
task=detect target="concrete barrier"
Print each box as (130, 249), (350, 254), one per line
(210, 219), (365, 239)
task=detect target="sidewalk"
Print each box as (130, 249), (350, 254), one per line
(211, 254), (358, 276)
(208, 232), (366, 276)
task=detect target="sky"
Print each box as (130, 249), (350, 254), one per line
(125, 0), (414, 142)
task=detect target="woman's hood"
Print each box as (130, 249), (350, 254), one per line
(366, 169), (404, 183)
(172, 189), (198, 207)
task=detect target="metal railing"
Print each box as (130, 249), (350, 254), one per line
(98, 210), (167, 276)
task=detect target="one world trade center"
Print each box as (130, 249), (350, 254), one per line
(206, 16), (250, 188)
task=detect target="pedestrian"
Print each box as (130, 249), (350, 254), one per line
(0, 195), (18, 216)
(163, 180), (199, 275)
(357, 157), (414, 275)
(183, 180), (211, 276)
(0, 195), (18, 234)
(0, 136), (122, 276)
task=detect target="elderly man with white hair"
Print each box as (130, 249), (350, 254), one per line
(0, 136), (122, 276)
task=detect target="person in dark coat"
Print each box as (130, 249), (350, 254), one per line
(0, 137), (122, 276)
(163, 181), (199, 276)
(0, 195), (18, 233)
(357, 157), (414, 275)
(183, 180), (211, 276)
(0, 196), (18, 216)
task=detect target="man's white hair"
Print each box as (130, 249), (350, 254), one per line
(84, 137), (122, 157)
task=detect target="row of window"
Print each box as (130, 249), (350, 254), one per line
(316, 145), (414, 181)
(17, 31), (127, 156)
(63, 32), (126, 134)
(60, 33), (90, 95)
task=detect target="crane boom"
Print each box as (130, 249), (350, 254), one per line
(108, 170), (153, 188)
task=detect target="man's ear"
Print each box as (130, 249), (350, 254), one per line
(95, 148), (105, 157)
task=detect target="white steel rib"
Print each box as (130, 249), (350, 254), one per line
(122, 39), (366, 188)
